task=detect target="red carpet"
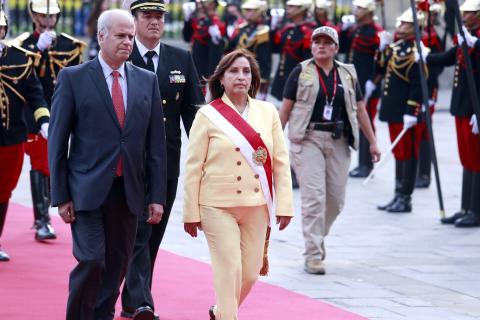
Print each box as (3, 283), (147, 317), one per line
(0, 203), (366, 320)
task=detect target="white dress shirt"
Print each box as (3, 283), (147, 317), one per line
(135, 37), (160, 72)
(98, 52), (128, 111)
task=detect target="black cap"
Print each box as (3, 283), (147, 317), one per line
(130, 0), (167, 13)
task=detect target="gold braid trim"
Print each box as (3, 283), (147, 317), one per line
(0, 52), (37, 129)
(34, 107), (50, 121)
(48, 45), (85, 85)
(407, 100), (418, 106)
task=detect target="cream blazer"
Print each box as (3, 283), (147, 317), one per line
(183, 94), (294, 223)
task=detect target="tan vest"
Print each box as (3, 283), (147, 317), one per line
(287, 58), (360, 150)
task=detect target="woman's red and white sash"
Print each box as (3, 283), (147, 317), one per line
(200, 98), (275, 218)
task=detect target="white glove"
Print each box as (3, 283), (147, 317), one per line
(378, 31), (393, 52)
(341, 15), (355, 31)
(470, 114), (479, 135)
(462, 26), (478, 48)
(182, 2), (196, 22)
(36, 31), (56, 51)
(414, 41), (429, 63)
(403, 114), (418, 129)
(364, 80), (377, 102)
(208, 24), (222, 45)
(270, 8), (285, 31)
(457, 33), (465, 47)
(40, 123), (49, 139)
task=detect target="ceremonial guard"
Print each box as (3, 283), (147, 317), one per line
(373, 8), (427, 213)
(426, 0), (480, 227)
(183, 0), (226, 87)
(339, 0), (383, 178)
(0, 10), (50, 261)
(270, 0), (316, 101)
(415, 2), (445, 188)
(313, 0), (336, 29)
(227, 0), (271, 100)
(19, 0), (85, 241)
(120, 0), (204, 318)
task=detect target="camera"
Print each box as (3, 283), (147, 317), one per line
(331, 121), (344, 140)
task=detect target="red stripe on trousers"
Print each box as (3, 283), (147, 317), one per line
(0, 143), (25, 202)
(455, 116), (480, 172)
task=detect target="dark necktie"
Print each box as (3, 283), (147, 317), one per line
(111, 71), (125, 176)
(145, 50), (156, 73)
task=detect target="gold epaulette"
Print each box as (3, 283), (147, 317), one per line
(6, 32), (31, 47)
(255, 25), (270, 44)
(10, 45), (42, 67)
(60, 32), (87, 50)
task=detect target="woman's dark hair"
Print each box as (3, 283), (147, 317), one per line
(207, 49), (261, 102)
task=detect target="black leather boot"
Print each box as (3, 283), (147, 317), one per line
(455, 173), (480, 228)
(454, 211), (480, 227)
(442, 169), (473, 224)
(415, 139), (431, 188)
(0, 202), (10, 262)
(350, 132), (373, 178)
(30, 170), (56, 241)
(378, 160), (403, 210)
(387, 194), (412, 213)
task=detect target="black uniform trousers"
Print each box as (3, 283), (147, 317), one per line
(121, 178), (179, 311)
(66, 178), (138, 320)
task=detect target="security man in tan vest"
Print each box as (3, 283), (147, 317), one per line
(279, 26), (380, 274)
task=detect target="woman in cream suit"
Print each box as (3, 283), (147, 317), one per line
(183, 49), (294, 320)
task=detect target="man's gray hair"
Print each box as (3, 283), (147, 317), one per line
(97, 9), (134, 39)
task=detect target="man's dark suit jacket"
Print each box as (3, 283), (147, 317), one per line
(48, 57), (167, 216)
(129, 42), (203, 180)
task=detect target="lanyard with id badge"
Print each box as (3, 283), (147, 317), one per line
(315, 65), (337, 121)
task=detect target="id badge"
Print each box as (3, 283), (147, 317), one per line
(323, 104), (333, 121)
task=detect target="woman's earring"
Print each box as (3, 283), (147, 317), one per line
(220, 83), (224, 89)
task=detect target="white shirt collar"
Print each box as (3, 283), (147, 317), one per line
(135, 37), (160, 58)
(98, 51), (126, 80)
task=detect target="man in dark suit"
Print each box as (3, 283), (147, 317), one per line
(120, 1), (204, 319)
(48, 9), (167, 320)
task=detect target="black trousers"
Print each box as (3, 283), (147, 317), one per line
(121, 178), (178, 311)
(66, 178), (138, 320)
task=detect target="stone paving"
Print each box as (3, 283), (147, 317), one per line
(12, 105), (480, 320)
(9, 40), (480, 319)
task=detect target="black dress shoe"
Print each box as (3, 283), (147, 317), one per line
(133, 306), (154, 320)
(120, 309), (134, 318)
(0, 249), (9, 262)
(415, 175), (430, 188)
(454, 211), (480, 228)
(440, 210), (467, 224)
(377, 196), (398, 211)
(209, 306), (215, 320)
(349, 166), (372, 178)
(35, 222), (57, 241)
(387, 195), (412, 213)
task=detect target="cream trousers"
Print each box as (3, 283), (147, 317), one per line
(200, 205), (269, 320)
(290, 130), (350, 262)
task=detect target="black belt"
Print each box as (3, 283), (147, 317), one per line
(308, 122), (337, 132)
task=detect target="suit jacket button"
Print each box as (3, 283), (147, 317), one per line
(237, 190), (242, 194)
(237, 161), (241, 166)
(162, 99), (167, 105)
(254, 187), (260, 193)
(237, 176), (241, 181)
(254, 174), (259, 179)
(163, 117), (167, 122)
(235, 147), (240, 151)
